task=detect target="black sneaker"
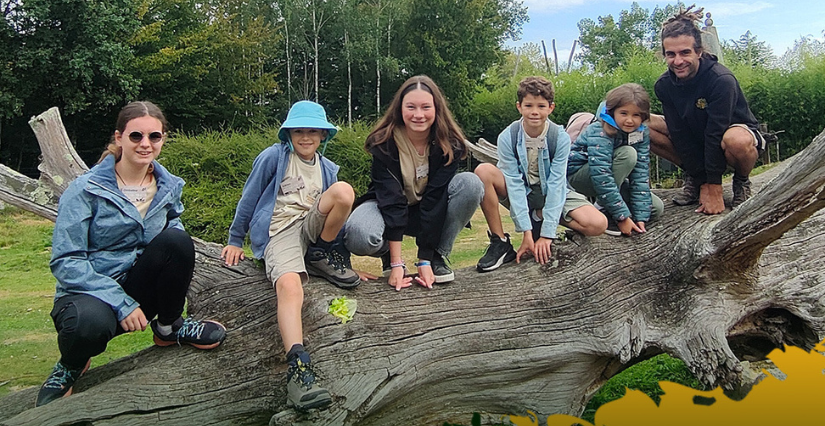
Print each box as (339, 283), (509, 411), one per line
(152, 317), (226, 350)
(672, 174), (700, 206)
(286, 352), (332, 410)
(732, 175), (752, 208)
(432, 253), (454, 283)
(35, 359), (90, 407)
(476, 231), (517, 272)
(305, 243), (361, 289)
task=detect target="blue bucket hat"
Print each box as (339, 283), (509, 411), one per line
(278, 100), (338, 144)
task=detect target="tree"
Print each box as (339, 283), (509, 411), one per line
(723, 31), (775, 69)
(576, 2), (683, 70)
(1, 109), (825, 425)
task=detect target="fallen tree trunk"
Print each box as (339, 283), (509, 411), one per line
(1, 108), (824, 426)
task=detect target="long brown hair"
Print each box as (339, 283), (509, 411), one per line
(98, 101), (168, 163)
(365, 75), (466, 165)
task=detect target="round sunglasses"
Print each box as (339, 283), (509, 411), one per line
(128, 131), (164, 143)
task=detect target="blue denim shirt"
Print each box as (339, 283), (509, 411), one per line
(50, 155), (185, 321)
(227, 143), (339, 258)
(497, 119), (571, 239)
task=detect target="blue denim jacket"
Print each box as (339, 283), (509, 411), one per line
(227, 143), (339, 258)
(497, 119), (571, 239)
(50, 155), (185, 321)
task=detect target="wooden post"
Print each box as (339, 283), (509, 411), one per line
(541, 40), (553, 75)
(567, 40), (578, 72)
(552, 39), (559, 75)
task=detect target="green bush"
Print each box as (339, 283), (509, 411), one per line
(159, 122), (374, 243)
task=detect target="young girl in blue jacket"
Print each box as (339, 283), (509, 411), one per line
(567, 83), (664, 236)
(36, 102), (226, 407)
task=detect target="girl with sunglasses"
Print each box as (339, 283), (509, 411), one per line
(36, 101), (226, 407)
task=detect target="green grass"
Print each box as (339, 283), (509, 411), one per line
(0, 208), (152, 398)
(0, 206), (703, 415)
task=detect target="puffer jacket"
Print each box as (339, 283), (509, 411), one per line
(51, 155), (186, 321)
(567, 108), (653, 222)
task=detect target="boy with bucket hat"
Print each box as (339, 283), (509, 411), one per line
(222, 100), (359, 410)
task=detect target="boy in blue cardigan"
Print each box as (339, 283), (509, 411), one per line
(222, 101), (359, 410)
(475, 76), (606, 272)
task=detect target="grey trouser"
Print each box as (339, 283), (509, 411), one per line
(344, 172), (483, 258)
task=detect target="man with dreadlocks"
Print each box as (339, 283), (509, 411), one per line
(648, 6), (765, 215)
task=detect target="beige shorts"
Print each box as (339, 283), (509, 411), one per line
(500, 184), (592, 223)
(729, 123), (767, 152)
(263, 198), (327, 286)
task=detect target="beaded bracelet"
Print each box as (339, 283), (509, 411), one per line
(414, 260), (431, 267)
(390, 261), (406, 269)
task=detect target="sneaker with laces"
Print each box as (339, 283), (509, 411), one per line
(305, 243), (361, 289)
(286, 352), (332, 410)
(152, 317), (226, 350)
(35, 359), (91, 407)
(732, 175), (752, 208)
(432, 253), (454, 283)
(672, 174), (700, 206)
(476, 231), (517, 272)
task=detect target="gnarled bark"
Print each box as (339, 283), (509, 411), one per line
(1, 108), (824, 426)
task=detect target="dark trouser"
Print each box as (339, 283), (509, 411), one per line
(50, 228), (195, 369)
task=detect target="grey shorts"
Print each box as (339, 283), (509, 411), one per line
(263, 198), (327, 286)
(500, 184), (592, 223)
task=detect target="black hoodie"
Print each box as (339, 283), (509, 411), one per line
(654, 54), (759, 185)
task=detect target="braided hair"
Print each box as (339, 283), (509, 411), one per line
(660, 4), (705, 54)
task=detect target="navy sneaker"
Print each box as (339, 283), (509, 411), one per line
(152, 317), (226, 350)
(432, 254), (454, 284)
(286, 352), (332, 410)
(476, 231), (517, 272)
(35, 359), (90, 407)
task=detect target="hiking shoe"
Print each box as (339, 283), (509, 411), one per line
(305, 243), (361, 289)
(152, 317), (226, 350)
(432, 254), (454, 283)
(732, 175), (752, 208)
(604, 218), (622, 237)
(672, 174), (700, 206)
(286, 352), (332, 410)
(476, 231), (517, 272)
(35, 359), (91, 407)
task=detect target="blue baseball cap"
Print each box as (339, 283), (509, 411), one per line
(278, 100), (338, 143)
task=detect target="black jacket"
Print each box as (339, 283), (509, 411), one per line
(356, 137), (463, 260)
(654, 54), (759, 185)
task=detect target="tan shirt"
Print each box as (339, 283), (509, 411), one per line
(117, 172), (157, 219)
(523, 119), (548, 186)
(269, 152), (323, 236)
(394, 128), (430, 206)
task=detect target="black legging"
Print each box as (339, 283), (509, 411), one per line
(50, 228), (195, 369)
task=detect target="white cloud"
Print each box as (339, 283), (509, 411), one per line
(701, 2), (773, 19)
(522, 0), (588, 13)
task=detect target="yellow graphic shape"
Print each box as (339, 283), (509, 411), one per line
(534, 339), (825, 426)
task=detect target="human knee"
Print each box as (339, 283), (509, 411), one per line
(343, 222), (384, 256)
(474, 163), (501, 184)
(450, 172), (484, 202)
(722, 128), (758, 157)
(577, 207), (608, 236)
(275, 273), (304, 300)
(153, 228), (195, 264)
(613, 145), (637, 166)
(59, 301), (116, 346)
(327, 181), (355, 206)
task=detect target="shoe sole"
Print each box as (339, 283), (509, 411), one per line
(434, 272), (455, 284)
(288, 391), (333, 411)
(672, 197), (699, 206)
(476, 250), (517, 272)
(604, 229), (622, 237)
(306, 265), (361, 289)
(153, 321), (227, 350)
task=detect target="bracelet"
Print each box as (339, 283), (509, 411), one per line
(390, 261), (405, 268)
(415, 260), (431, 267)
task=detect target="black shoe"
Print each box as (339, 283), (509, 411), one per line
(732, 175), (752, 208)
(286, 352), (332, 410)
(476, 231), (517, 272)
(152, 317), (226, 350)
(35, 359), (90, 407)
(604, 216), (622, 237)
(305, 243), (361, 289)
(672, 174), (700, 206)
(432, 254), (454, 283)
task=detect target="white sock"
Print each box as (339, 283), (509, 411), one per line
(156, 323), (173, 335)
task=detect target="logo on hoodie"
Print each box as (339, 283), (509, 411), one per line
(696, 98), (708, 109)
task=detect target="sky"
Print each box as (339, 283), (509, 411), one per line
(508, 0), (825, 64)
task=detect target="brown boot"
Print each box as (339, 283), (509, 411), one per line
(672, 174), (700, 206)
(732, 175), (752, 208)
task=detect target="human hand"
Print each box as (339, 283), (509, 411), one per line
(415, 263), (435, 289)
(221, 245), (245, 266)
(355, 269), (379, 281)
(533, 237), (553, 265)
(516, 231), (534, 264)
(388, 265), (412, 291)
(636, 221), (647, 233)
(696, 184), (725, 215)
(618, 218), (643, 236)
(120, 307), (147, 332)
